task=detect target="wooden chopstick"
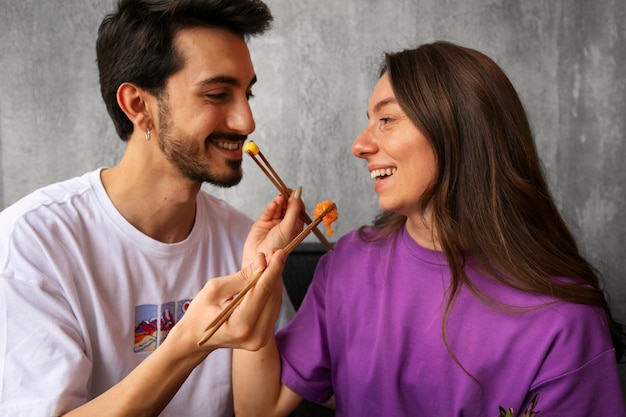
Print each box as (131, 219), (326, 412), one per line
(258, 152), (289, 192)
(197, 268), (263, 346)
(283, 202), (335, 254)
(197, 203), (336, 346)
(244, 141), (334, 251)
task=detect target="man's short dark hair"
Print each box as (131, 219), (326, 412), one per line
(96, 0), (273, 140)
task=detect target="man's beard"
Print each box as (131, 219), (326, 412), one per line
(157, 99), (245, 188)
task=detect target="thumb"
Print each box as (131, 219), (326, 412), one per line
(249, 253), (268, 278)
(251, 249), (287, 299)
(208, 253), (267, 303)
(236, 253), (268, 288)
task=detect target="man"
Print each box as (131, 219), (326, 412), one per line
(0, 0), (300, 415)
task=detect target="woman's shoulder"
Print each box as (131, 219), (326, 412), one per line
(332, 226), (393, 249)
(318, 227), (398, 277)
(529, 300), (618, 387)
(542, 299), (611, 339)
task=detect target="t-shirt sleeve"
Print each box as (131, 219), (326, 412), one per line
(276, 253), (334, 404)
(0, 273), (90, 416)
(521, 302), (626, 416)
(525, 349), (625, 416)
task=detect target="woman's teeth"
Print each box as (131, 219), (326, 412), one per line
(370, 168), (397, 180)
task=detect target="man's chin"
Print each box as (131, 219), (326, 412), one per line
(181, 158), (243, 187)
(207, 176), (242, 188)
(209, 160), (243, 188)
(202, 170), (243, 188)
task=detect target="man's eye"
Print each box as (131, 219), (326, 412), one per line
(206, 93), (229, 100)
(246, 92), (255, 100)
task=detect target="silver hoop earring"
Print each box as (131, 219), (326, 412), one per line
(145, 128), (151, 141)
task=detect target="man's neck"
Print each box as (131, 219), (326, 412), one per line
(100, 155), (201, 244)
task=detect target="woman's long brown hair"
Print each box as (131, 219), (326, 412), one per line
(360, 41), (625, 360)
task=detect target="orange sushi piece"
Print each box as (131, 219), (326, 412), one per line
(314, 200), (338, 237)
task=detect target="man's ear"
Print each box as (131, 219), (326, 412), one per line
(116, 82), (154, 133)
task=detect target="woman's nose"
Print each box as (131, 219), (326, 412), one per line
(352, 127), (376, 159)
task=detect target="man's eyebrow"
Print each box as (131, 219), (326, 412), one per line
(366, 97), (397, 119)
(196, 74), (258, 89)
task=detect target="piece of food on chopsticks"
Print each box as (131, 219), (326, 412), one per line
(242, 139), (334, 250)
(243, 140), (260, 156)
(314, 200), (338, 236)
(198, 201), (336, 346)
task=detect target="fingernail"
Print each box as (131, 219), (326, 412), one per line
(293, 186), (302, 200)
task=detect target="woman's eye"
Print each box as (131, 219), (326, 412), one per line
(246, 91), (255, 100)
(377, 117), (394, 131)
(378, 117), (393, 127)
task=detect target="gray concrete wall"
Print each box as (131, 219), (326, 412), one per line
(2, 0), (626, 389)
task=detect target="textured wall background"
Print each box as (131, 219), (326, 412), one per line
(1, 0), (625, 389)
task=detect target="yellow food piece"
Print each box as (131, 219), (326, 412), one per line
(243, 140), (260, 155)
(314, 200), (338, 236)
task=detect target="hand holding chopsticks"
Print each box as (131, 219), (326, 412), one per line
(198, 202), (336, 346)
(243, 141), (334, 251)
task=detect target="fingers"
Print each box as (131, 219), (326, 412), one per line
(212, 253), (267, 302)
(242, 186), (305, 269)
(235, 253), (267, 287)
(280, 186), (304, 237)
(236, 249), (287, 348)
(258, 196), (284, 222)
(212, 250), (287, 350)
(252, 248), (286, 300)
(263, 186), (303, 222)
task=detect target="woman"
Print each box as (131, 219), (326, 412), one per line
(233, 41), (626, 416)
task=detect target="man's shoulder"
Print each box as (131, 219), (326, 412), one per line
(0, 170), (98, 233)
(0, 170), (100, 266)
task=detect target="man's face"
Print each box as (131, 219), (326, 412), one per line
(156, 26), (257, 187)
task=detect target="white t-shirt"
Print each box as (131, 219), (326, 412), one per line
(0, 168), (294, 417)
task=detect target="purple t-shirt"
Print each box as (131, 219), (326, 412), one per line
(276, 226), (625, 416)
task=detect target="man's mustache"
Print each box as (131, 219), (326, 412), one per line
(207, 132), (248, 142)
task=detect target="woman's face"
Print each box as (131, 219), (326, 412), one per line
(352, 73), (438, 222)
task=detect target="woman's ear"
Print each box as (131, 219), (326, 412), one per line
(116, 82), (154, 133)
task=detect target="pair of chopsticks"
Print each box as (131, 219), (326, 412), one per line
(198, 202), (336, 346)
(243, 141), (333, 251)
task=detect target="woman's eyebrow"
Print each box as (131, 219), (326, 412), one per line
(367, 97), (398, 119)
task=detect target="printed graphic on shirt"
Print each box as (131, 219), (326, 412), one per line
(134, 299), (192, 352)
